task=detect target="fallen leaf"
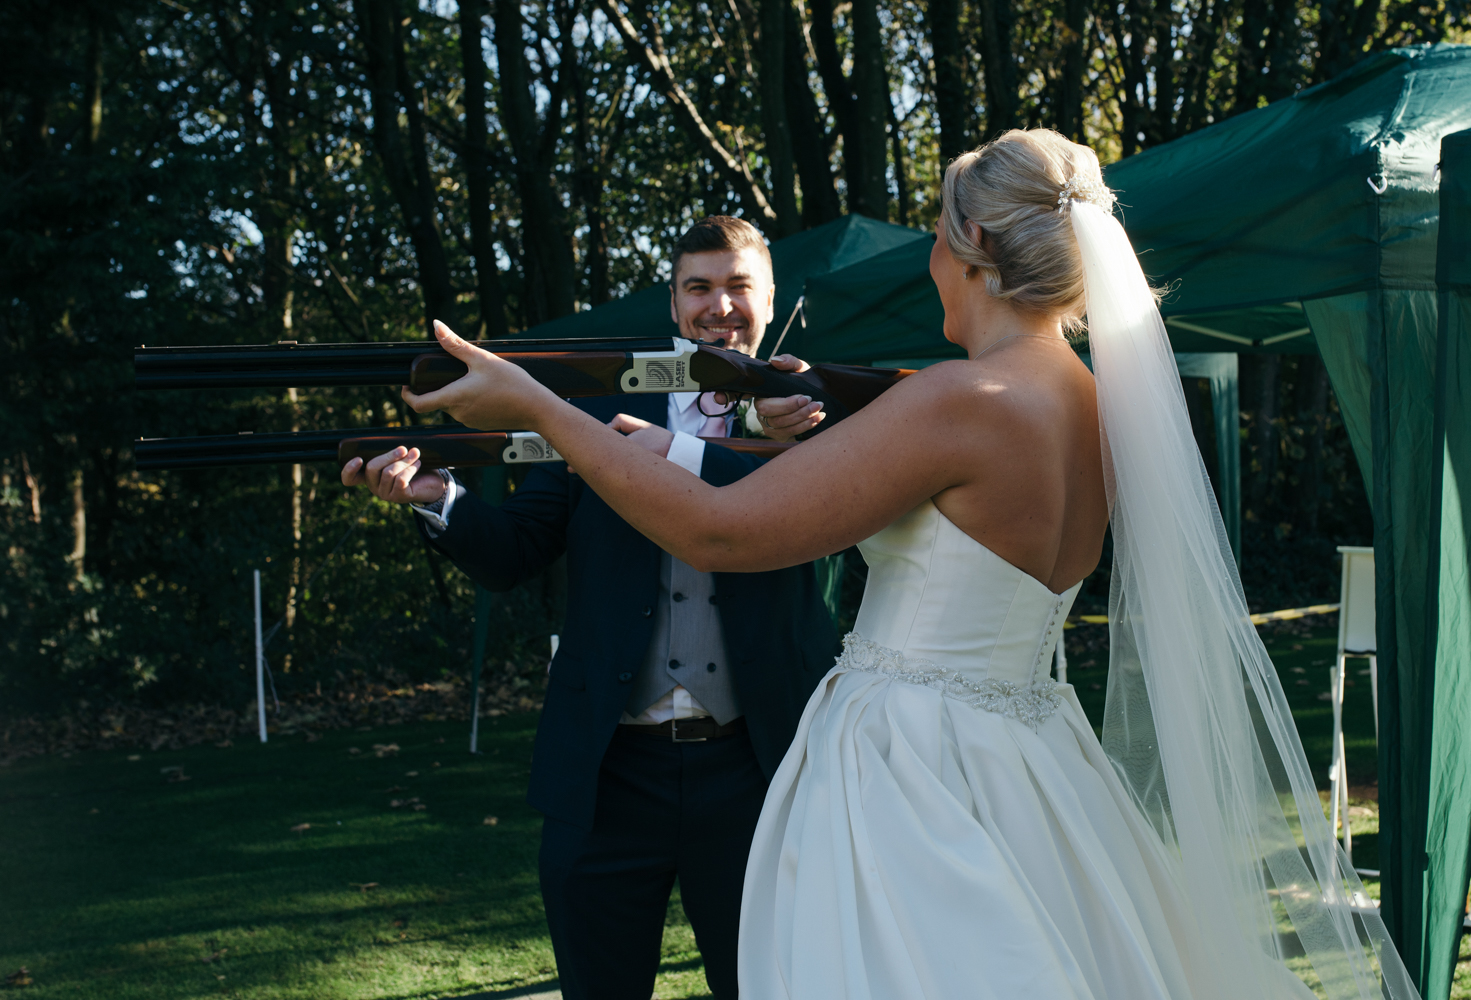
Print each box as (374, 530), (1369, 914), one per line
(483, 816), (499, 826)
(372, 743), (400, 758)
(126, 754), (141, 761)
(431, 762), (440, 768)
(347, 747), (362, 756)
(291, 823), (311, 834)
(349, 882), (380, 893)
(412, 803), (427, 812)
(4, 967), (32, 986)
(383, 785), (406, 793)
(89, 808), (99, 815)
(215, 739), (234, 748)
(405, 770), (419, 777)
(433, 737), (445, 744)
(200, 947), (229, 964)
(392, 917), (408, 928)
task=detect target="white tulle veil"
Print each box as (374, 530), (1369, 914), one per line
(1072, 199), (1420, 1000)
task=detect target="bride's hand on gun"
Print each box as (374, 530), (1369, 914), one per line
(745, 354), (826, 440)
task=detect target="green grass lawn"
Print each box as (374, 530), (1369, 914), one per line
(0, 714), (711, 999)
(2, 620), (1460, 999)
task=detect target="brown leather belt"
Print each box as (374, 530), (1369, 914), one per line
(618, 716), (746, 743)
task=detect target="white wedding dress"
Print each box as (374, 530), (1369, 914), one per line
(738, 499), (1309, 1000)
(735, 201), (1414, 1000)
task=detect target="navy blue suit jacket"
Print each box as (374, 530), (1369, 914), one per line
(421, 394), (838, 830)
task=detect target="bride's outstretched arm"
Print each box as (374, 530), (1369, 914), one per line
(404, 322), (1019, 573)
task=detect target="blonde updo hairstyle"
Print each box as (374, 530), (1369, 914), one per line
(941, 129), (1114, 332)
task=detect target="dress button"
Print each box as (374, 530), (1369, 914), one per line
(707, 663), (717, 673)
(708, 595), (718, 605)
(642, 606), (653, 618)
(618, 672), (633, 682)
(669, 659), (682, 669)
(672, 592), (686, 602)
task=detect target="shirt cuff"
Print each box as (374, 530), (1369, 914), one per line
(665, 431), (706, 476)
(410, 473), (463, 535)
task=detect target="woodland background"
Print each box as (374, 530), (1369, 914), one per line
(1, 0), (1464, 718)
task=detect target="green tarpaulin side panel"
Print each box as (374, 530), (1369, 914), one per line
(1422, 128), (1471, 1000)
(1366, 285), (1442, 989)
(1305, 296), (1376, 497)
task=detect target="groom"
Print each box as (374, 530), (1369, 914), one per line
(341, 216), (837, 999)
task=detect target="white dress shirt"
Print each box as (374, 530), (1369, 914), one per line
(410, 392), (732, 723)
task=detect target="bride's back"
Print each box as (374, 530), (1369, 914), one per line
(924, 342), (1107, 596)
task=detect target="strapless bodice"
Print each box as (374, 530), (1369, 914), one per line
(843, 501), (1081, 726)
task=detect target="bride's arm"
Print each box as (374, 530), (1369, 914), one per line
(404, 322), (995, 573)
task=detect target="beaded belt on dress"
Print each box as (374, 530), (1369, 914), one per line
(835, 632), (1064, 731)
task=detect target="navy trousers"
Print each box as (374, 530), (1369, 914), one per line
(539, 728), (768, 1000)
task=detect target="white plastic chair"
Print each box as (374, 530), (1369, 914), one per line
(1329, 546), (1377, 868)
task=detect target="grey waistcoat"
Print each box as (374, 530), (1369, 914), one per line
(625, 551), (742, 724)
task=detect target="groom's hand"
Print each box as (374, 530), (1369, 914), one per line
(608, 414), (674, 458)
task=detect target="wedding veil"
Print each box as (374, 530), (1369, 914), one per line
(1073, 200), (1420, 1000)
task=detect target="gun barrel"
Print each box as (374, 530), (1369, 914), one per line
(134, 337), (677, 390)
(135, 427), (797, 471)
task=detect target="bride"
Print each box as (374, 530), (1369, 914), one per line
(407, 129), (1416, 1000)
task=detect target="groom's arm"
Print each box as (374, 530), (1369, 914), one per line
(416, 464), (572, 592)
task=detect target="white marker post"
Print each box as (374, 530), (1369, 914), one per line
(253, 569), (268, 743)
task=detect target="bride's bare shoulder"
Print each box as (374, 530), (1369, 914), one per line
(887, 357), (1073, 434)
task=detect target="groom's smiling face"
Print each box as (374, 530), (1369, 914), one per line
(669, 248), (776, 357)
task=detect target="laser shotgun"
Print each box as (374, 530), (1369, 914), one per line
(133, 426), (797, 472)
(133, 337), (915, 425)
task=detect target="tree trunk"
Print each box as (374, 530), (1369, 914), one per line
(1059, 0), (1086, 139)
(805, 0), (866, 213)
(68, 467), (85, 580)
(888, 100), (909, 226)
(928, 0), (971, 161)
(284, 387), (303, 675)
(459, 0), (510, 337)
(359, 0), (459, 330)
(496, 0), (579, 322)
(20, 452), (41, 523)
(81, 18), (103, 156)
(846, 0), (890, 219)
(756, 0), (801, 236)
(782, 1), (841, 226)
(976, 0), (1018, 137)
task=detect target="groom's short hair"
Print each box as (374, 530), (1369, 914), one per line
(670, 216), (772, 284)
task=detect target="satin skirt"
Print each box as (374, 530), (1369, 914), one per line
(738, 666), (1225, 1000)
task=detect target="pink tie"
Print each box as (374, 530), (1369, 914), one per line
(698, 412), (728, 438)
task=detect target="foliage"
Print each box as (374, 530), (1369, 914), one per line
(1, 0), (1460, 713)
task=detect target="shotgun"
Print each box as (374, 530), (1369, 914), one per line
(133, 337), (915, 424)
(133, 426), (797, 472)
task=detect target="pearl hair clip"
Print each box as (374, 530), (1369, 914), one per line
(1056, 175), (1115, 214)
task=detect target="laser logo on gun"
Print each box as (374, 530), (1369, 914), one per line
(619, 356), (694, 393)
